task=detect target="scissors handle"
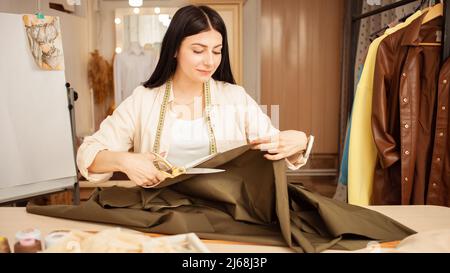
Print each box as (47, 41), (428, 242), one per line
(164, 166), (186, 178)
(150, 152), (172, 168)
(150, 152), (186, 178)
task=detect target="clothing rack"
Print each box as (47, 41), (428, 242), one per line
(338, 0), (450, 161)
(443, 1), (450, 58)
(352, 0), (419, 21)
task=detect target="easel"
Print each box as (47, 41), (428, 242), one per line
(1, 3), (81, 206)
(37, 0), (80, 205)
(66, 82), (80, 205)
(34, 0), (80, 205)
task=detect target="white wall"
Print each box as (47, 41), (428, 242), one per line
(0, 0), (93, 137)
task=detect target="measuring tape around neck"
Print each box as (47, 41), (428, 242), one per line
(152, 79), (217, 159)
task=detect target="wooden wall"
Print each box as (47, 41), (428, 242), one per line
(261, 0), (344, 155)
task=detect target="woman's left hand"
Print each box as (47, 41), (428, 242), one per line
(250, 130), (308, 161)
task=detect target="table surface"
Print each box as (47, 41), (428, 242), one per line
(1, 204), (450, 253)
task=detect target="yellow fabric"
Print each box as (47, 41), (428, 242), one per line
(348, 10), (425, 205)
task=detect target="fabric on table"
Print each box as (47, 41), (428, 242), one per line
(27, 145), (415, 252)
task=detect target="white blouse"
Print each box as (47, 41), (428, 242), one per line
(166, 114), (210, 167)
(77, 79), (307, 183)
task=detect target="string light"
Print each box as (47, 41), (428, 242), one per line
(128, 0), (143, 7)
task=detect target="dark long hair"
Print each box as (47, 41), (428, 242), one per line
(143, 5), (235, 88)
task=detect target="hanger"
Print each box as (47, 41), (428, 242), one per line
(417, 1), (443, 46)
(369, 0), (429, 41)
(422, 1), (443, 24)
(369, 26), (388, 41)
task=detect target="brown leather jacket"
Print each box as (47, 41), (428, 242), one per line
(371, 13), (443, 205)
(428, 57), (450, 206)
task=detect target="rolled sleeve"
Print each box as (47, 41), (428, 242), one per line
(76, 87), (142, 182)
(76, 140), (113, 183)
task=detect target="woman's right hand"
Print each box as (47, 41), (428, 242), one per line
(119, 152), (167, 188)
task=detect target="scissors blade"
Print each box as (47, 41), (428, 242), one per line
(185, 168), (225, 174)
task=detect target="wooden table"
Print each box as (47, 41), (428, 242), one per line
(1, 204), (449, 253)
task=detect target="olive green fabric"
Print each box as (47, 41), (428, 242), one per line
(27, 145), (415, 252)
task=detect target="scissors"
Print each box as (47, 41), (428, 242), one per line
(151, 152), (225, 179)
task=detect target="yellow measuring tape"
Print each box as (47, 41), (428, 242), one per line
(152, 79), (217, 167)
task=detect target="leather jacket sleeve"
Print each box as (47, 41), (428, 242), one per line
(371, 39), (401, 169)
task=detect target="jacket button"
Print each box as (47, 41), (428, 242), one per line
(444, 79), (448, 84)
(440, 132), (444, 137)
(404, 124), (409, 129)
(404, 177), (408, 182)
(432, 182), (437, 187)
(402, 73), (407, 77)
(437, 157), (441, 162)
(403, 97), (408, 103)
(442, 106), (446, 111)
(404, 150), (410, 155)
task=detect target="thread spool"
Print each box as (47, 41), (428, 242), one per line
(14, 228), (42, 253)
(0, 236), (11, 253)
(45, 231), (70, 249)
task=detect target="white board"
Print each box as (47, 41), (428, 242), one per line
(0, 12), (77, 203)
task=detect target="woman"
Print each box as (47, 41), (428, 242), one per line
(77, 5), (309, 188)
